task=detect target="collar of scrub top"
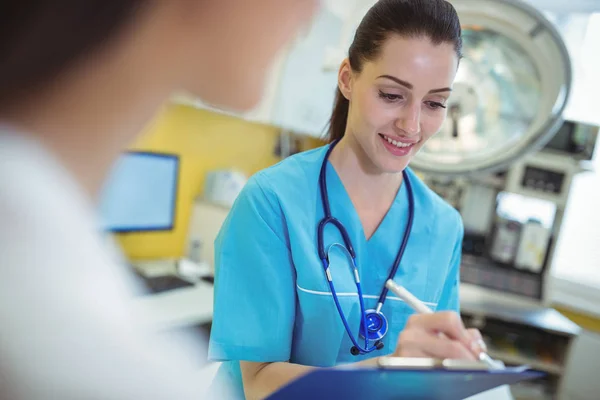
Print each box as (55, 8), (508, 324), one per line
(317, 139), (415, 355)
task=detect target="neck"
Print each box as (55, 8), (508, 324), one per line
(328, 135), (403, 207)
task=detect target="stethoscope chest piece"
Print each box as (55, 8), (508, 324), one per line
(360, 310), (388, 341)
(352, 310), (387, 355)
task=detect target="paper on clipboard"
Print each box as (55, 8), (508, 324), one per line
(377, 356), (517, 371)
(267, 357), (544, 400)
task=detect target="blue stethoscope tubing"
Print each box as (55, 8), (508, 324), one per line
(317, 139), (415, 355)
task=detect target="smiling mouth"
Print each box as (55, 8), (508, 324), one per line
(378, 133), (419, 148)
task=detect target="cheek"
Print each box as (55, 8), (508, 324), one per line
(421, 112), (447, 139)
(355, 94), (396, 133)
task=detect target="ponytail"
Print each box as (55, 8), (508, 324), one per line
(326, 87), (349, 143)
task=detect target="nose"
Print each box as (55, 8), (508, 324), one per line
(395, 103), (420, 136)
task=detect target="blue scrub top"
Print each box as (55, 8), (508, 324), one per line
(208, 145), (464, 399)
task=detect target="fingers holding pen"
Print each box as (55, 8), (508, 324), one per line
(393, 312), (487, 360)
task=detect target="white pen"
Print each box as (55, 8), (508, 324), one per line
(385, 279), (504, 370)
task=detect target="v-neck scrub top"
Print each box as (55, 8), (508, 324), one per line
(208, 144), (464, 399)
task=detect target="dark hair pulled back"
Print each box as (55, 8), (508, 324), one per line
(327, 0), (462, 142)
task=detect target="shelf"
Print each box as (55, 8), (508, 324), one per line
(487, 349), (563, 375)
(460, 282), (581, 337)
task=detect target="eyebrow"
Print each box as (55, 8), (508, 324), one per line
(376, 75), (452, 94)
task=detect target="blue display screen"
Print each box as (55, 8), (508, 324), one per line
(98, 152), (178, 232)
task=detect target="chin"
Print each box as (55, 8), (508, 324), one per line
(375, 158), (411, 174)
(373, 149), (412, 173)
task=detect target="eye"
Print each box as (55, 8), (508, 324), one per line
(425, 101), (447, 110)
(378, 90), (404, 103)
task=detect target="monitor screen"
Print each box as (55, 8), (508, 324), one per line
(98, 152), (179, 232)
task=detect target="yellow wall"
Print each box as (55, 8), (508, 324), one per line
(554, 306), (600, 334)
(117, 103), (323, 260)
(115, 103), (600, 330)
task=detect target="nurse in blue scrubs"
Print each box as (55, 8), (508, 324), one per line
(209, 1), (487, 398)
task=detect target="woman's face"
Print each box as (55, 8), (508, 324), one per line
(340, 35), (459, 173)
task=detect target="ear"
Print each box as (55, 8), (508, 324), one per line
(337, 58), (353, 100)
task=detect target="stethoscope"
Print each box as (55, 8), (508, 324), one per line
(317, 139), (414, 356)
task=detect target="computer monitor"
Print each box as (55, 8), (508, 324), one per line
(98, 151), (179, 233)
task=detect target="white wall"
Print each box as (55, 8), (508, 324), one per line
(525, 0), (600, 13)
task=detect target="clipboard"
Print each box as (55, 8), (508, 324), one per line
(266, 357), (545, 400)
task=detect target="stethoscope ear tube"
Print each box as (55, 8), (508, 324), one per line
(323, 263), (372, 354)
(317, 140), (415, 356)
(322, 245), (384, 355)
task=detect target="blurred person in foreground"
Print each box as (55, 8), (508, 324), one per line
(0, 1), (317, 399)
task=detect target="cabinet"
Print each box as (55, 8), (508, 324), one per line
(460, 283), (581, 399)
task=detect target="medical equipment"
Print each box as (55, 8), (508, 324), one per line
(413, 0), (572, 175)
(514, 218), (551, 273)
(317, 139), (414, 355)
(203, 169), (247, 208)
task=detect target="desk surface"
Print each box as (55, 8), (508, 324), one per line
(129, 265), (580, 338)
(131, 279), (214, 330)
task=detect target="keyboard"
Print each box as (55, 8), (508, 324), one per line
(141, 275), (194, 294)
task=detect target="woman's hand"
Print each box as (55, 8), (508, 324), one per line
(393, 311), (486, 360)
